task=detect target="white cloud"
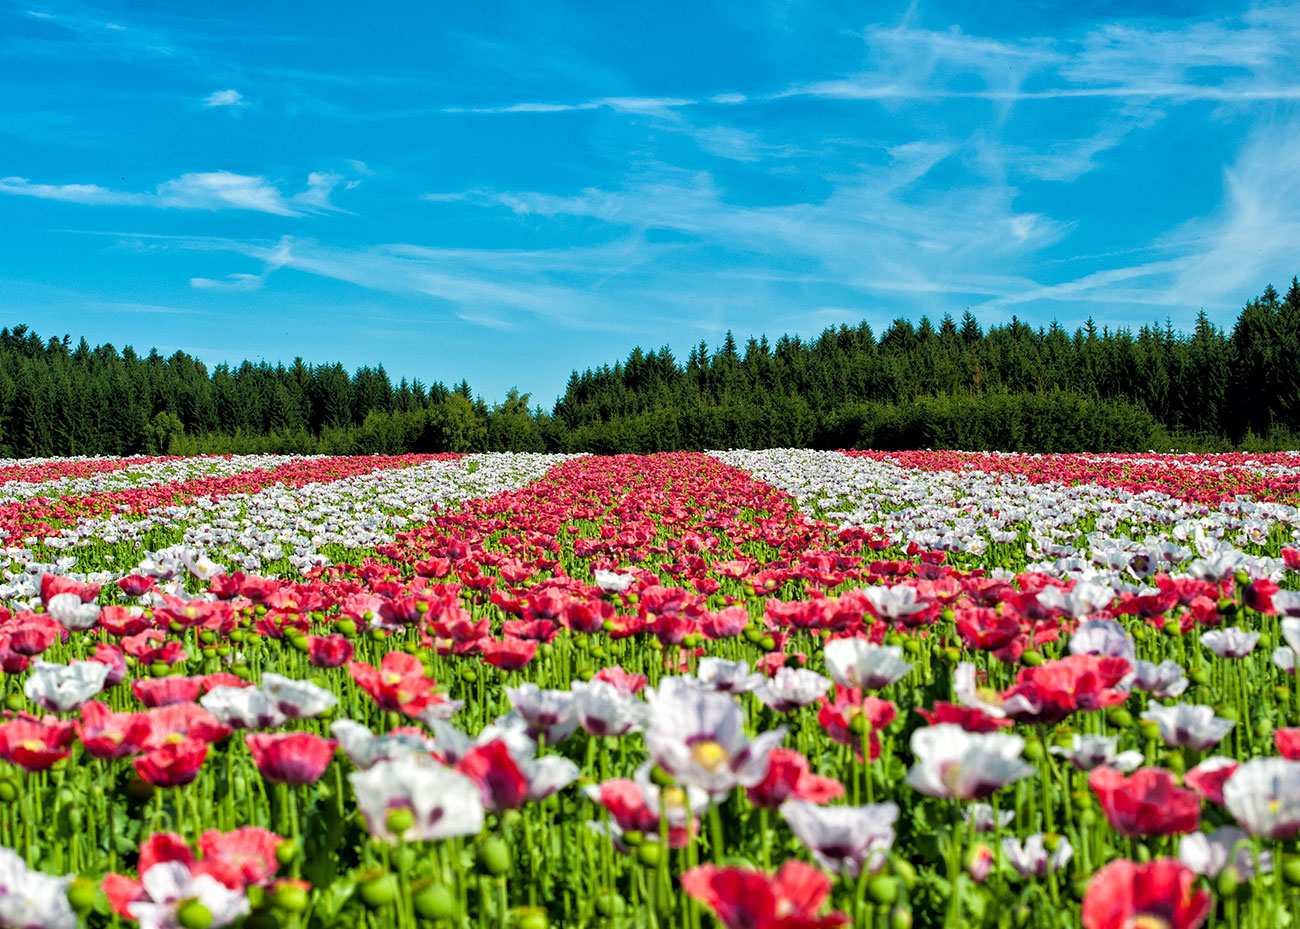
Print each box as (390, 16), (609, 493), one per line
(189, 272), (263, 291)
(0, 169), (356, 216)
(204, 89), (245, 107)
(156, 171), (297, 214)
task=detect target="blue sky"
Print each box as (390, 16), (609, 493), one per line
(3, 1), (1300, 404)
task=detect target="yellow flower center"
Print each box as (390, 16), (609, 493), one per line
(690, 740), (730, 773)
(1124, 917), (1172, 929)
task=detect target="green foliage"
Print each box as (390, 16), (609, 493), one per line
(4, 275), (1300, 455)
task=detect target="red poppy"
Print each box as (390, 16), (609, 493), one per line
(143, 703), (231, 749)
(97, 606), (151, 637)
(348, 651), (436, 715)
(133, 675), (203, 708)
(245, 732), (337, 785)
(681, 859), (849, 929)
(1088, 766), (1200, 837)
(197, 826), (284, 888)
(746, 748), (844, 810)
(88, 642), (128, 686)
(116, 574), (157, 598)
(456, 740), (528, 811)
(817, 686), (895, 761)
(593, 666), (646, 695)
(0, 717), (73, 770)
(1183, 758), (1238, 805)
(77, 701), (152, 759)
(1277, 728), (1300, 760)
(915, 702), (1011, 732)
(1002, 655), (1131, 724)
(480, 636), (538, 671)
(1081, 859), (1210, 929)
(306, 633), (354, 668)
(955, 608), (1022, 651)
(134, 738), (209, 787)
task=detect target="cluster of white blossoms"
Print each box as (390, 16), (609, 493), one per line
(713, 449), (1297, 589)
(0, 453), (578, 604)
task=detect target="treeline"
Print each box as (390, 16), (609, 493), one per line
(2, 276), (1299, 457)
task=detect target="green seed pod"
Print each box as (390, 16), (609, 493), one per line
(1283, 859), (1300, 887)
(758, 635), (776, 651)
(1013, 904), (1032, 926)
(848, 714), (870, 736)
(512, 907), (548, 929)
(461, 667), (479, 683)
(413, 883), (455, 921)
(477, 837), (512, 876)
(1217, 705), (1239, 723)
(177, 900), (214, 929)
(590, 646), (607, 660)
(889, 905), (913, 929)
(940, 607), (955, 624)
(1216, 865), (1241, 898)
(866, 875), (899, 905)
(66, 877), (98, 913)
(649, 766), (675, 787)
(0, 779), (17, 802)
(2, 694), (21, 713)
(1107, 707), (1134, 728)
(273, 883), (309, 913)
(1161, 620), (1181, 637)
(1020, 650), (1043, 667)
(359, 873), (398, 909)
(1135, 843), (1152, 863)
(635, 843), (662, 867)
(620, 830), (644, 847)
(577, 667), (595, 682)
(941, 646), (961, 663)
(1138, 720), (1161, 742)
(1022, 740), (1045, 762)
(902, 639), (920, 656)
(890, 858), (917, 889)
(594, 891), (626, 917)
(1188, 666), (1210, 685)
(274, 839), (300, 866)
(385, 807), (415, 836)
(336, 618), (357, 637)
(743, 627), (763, 643)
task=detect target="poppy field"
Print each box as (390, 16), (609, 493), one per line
(4, 448), (1300, 929)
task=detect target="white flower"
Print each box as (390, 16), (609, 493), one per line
(200, 687), (286, 730)
(1200, 627), (1260, 659)
(259, 673), (337, 719)
(570, 680), (649, 737)
(349, 755), (485, 842)
(906, 724), (1033, 799)
(823, 639), (912, 691)
(696, 658), (764, 694)
(964, 803), (1015, 833)
(1002, 834), (1073, 878)
(754, 667), (832, 712)
(45, 592), (100, 630)
(1050, 734), (1142, 773)
(127, 862), (249, 929)
(644, 677), (785, 795)
(593, 570), (635, 594)
(1223, 758), (1300, 840)
(0, 846), (76, 929)
(1129, 659), (1189, 698)
(1041, 582), (1114, 618)
(1179, 827), (1268, 879)
(23, 659), (110, 713)
(1069, 618), (1135, 663)
(781, 800), (898, 878)
(1140, 702), (1234, 751)
(331, 719), (435, 769)
(504, 683), (578, 745)
(861, 585), (928, 619)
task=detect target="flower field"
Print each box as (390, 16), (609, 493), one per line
(4, 449), (1300, 929)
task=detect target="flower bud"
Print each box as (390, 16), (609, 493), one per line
(413, 883), (455, 920)
(177, 899), (214, 929)
(477, 837), (512, 876)
(359, 873), (398, 909)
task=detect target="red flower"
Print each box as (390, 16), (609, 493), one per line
(681, 859), (850, 929)
(746, 748), (844, 810)
(98, 606), (151, 637)
(197, 827), (284, 888)
(245, 732), (337, 785)
(1243, 579), (1279, 614)
(1088, 766), (1200, 837)
(955, 608), (1022, 651)
(132, 675), (203, 708)
(306, 633), (354, 668)
(0, 717), (73, 770)
(144, 703), (231, 748)
(481, 636), (538, 671)
(1002, 655), (1131, 724)
(88, 643), (128, 686)
(593, 666), (646, 695)
(134, 738), (209, 787)
(817, 686), (894, 761)
(6, 615), (60, 656)
(1184, 758), (1238, 805)
(456, 740), (528, 811)
(1082, 859), (1210, 929)
(915, 702), (1011, 732)
(348, 651), (436, 715)
(77, 701), (152, 759)
(116, 574), (157, 598)
(1277, 728), (1300, 760)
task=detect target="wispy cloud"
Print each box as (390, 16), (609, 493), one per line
(0, 170), (355, 215)
(203, 89), (244, 107)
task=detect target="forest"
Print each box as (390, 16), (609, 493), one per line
(3, 276), (1298, 457)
